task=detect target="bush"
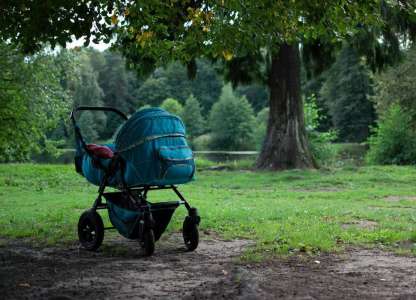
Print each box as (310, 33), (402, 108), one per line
(372, 47), (416, 119)
(192, 134), (212, 151)
(304, 97), (337, 164)
(366, 105), (416, 165)
(160, 98), (183, 116)
(208, 84), (256, 150)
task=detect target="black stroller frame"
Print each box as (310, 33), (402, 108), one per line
(71, 106), (200, 256)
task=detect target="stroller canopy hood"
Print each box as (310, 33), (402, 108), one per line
(76, 107), (195, 188)
(115, 108), (186, 153)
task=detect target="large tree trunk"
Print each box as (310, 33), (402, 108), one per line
(256, 43), (317, 170)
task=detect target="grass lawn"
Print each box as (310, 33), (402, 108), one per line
(0, 163), (415, 258)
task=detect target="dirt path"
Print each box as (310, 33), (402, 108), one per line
(1, 234), (416, 299)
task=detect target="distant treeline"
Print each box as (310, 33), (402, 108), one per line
(2, 42), (415, 164)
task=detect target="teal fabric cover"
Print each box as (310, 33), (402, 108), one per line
(81, 108), (195, 188)
(107, 200), (141, 238)
(81, 144), (123, 187)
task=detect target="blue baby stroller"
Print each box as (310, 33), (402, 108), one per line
(71, 106), (200, 256)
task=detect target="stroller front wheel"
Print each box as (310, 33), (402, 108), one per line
(78, 209), (104, 251)
(141, 228), (155, 256)
(183, 216), (199, 251)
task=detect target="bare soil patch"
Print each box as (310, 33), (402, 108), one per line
(1, 235), (416, 299)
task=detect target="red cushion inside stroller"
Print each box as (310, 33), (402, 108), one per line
(86, 144), (114, 159)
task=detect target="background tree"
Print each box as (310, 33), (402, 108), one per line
(72, 51), (107, 140)
(137, 59), (222, 112)
(320, 46), (376, 142)
(372, 46), (416, 119)
(366, 47), (416, 165)
(92, 50), (142, 136)
(209, 85), (256, 151)
(0, 1), (112, 53)
(136, 76), (171, 107)
(0, 42), (67, 161)
(2, 0), (411, 170)
(181, 94), (205, 139)
(115, 1), (385, 170)
(160, 98), (184, 116)
(189, 59), (223, 114)
(78, 111), (100, 142)
(301, 1), (416, 134)
(235, 84), (269, 113)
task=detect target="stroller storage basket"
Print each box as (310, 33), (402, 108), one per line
(104, 192), (180, 240)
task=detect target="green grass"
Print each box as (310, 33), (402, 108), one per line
(1, 163), (416, 258)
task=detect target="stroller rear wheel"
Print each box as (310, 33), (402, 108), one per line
(78, 210), (104, 251)
(183, 216), (199, 251)
(141, 228), (155, 256)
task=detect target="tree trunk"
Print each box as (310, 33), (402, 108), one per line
(256, 43), (317, 170)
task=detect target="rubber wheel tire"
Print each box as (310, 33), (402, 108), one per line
(78, 210), (104, 251)
(142, 229), (155, 256)
(183, 217), (199, 251)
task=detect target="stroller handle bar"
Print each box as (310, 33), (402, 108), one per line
(70, 106), (128, 154)
(70, 106), (128, 124)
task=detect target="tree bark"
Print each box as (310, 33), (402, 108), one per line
(256, 43), (317, 170)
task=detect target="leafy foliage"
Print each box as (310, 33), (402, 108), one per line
(372, 46), (416, 120)
(320, 46), (376, 142)
(72, 52), (107, 140)
(235, 84), (269, 113)
(116, 1), (381, 70)
(0, 42), (68, 162)
(304, 96), (338, 164)
(368, 47), (416, 165)
(0, 1), (112, 53)
(181, 94), (205, 139)
(160, 98), (183, 116)
(367, 105), (416, 165)
(209, 85), (256, 150)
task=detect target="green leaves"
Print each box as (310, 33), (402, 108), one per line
(0, 43), (69, 162)
(319, 45), (376, 142)
(182, 94), (205, 139)
(208, 84), (256, 150)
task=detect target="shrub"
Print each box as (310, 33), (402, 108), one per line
(160, 98), (183, 116)
(208, 84), (256, 150)
(366, 105), (416, 165)
(304, 97), (337, 164)
(372, 47), (416, 119)
(192, 134), (212, 151)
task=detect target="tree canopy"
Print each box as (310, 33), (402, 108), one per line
(0, 42), (67, 161)
(1, 0), (413, 170)
(209, 85), (255, 150)
(320, 45), (376, 142)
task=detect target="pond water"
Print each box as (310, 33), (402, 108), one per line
(32, 149), (258, 164)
